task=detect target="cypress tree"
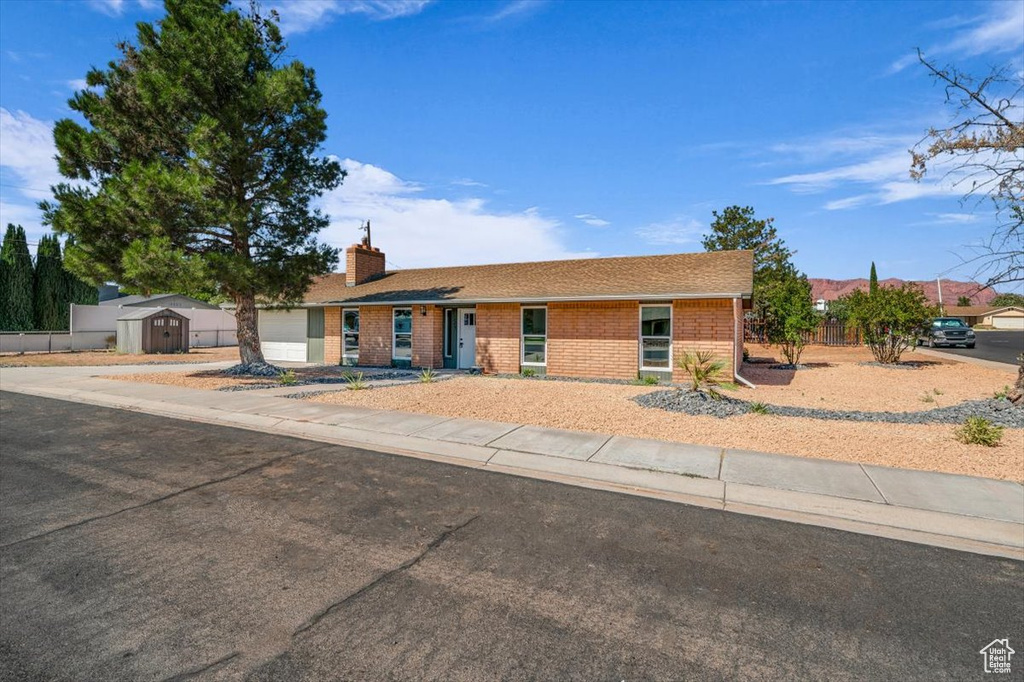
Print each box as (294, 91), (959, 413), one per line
(1, 224), (35, 330)
(33, 235), (66, 330)
(869, 262), (878, 297)
(0, 258), (9, 331)
(62, 236), (99, 307)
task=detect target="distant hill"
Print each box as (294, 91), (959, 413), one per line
(808, 278), (996, 306)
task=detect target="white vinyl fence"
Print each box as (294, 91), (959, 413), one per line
(0, 305), (237, 354)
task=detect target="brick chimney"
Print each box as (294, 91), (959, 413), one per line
(345, 241), (386, 286)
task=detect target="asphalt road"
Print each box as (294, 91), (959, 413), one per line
(1, 392), (1022, 681)
(929, 330), (1023, 365)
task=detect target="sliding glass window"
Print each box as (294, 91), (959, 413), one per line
(522, 307), (547, 366)
(393, 308), (412, 360)
(343, 309), (359, 365)
(640, 305), (671, 370)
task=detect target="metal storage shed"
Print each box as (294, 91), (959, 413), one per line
(116, 307), (190, 354)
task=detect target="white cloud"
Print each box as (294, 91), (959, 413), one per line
(86, 0), (157, 16)
(574, 213), (610, 227)
(890, 2), (1024, 73)
(321, 159), (591, 267)
(0, 108), (63, 199)
(488, 0), (546, 22)
(635, 217), (703, 246)
(767, 151), (913, 193)
(270, 0), (432, 34)
(67, 79), (88, 91)
(931, 212), (980, 224)
(451, 178), (487, 187)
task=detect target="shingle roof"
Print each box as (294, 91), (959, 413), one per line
(303, 250), (754, 305)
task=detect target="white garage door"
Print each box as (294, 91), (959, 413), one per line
(258, 309), (308, 362)
(992, 316), (1024, 330)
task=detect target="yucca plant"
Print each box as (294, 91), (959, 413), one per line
(419, 368), (437, 383)
(677, 349), (736, 399)
(748, 401), (770, 414)
(345, 371), (366, 391)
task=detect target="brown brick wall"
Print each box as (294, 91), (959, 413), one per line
(324, 306), (342, 365)
(477, 303), (520, 373)
(547, 301), (639, 379)
(672, 298), (735, 382)
(357, 305), (393, 366)
(412, 305), (443, 368)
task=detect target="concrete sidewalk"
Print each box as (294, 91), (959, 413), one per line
(2, 364), (1022, 559)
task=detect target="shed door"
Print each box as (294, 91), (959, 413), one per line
(150, 316), (183, 353)
(258, 309), (309, 362)
(307, 308), (325, 364)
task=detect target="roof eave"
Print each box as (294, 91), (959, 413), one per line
(305, 292), (753, 307)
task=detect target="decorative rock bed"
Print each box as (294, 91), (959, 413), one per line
(633, 389), (1024, 428)
(215, 369), (421, 391)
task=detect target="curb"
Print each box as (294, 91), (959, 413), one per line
(3, 382), (1022, 561)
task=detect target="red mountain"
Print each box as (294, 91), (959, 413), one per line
(808, 278), (996, 306)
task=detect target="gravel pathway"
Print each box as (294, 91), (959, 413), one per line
(633, 390), (1024, 428)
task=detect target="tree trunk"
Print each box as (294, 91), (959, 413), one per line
(234, 291), (266, 366)
(1010, 354), (1024, 406)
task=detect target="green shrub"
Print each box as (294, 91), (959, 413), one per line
(345, 371), (366, 391)
(748, 401), (770, 414)
(841, 283), (936, 364)
(521, 367), (536, 377)
(419, 368), (437, 383)
(760, 271), (821, 365)
(278, 369), (297, 385)
(994, 385), (1011, 400)
(677, 349), (736, 398)
(954, 417), (1003, 447)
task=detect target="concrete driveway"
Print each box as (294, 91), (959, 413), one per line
(2, 392), (1022, 681)
(928, 330), (1023, 365)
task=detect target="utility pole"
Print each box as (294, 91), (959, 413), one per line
(936, 277), (943, 315)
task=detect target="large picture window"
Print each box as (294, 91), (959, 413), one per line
(522, 306), (547, 366)
(393, 308), (412, 360)
(640, 305), (671, 370)
(343, 309), (359, 365)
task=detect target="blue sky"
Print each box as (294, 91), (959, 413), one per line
(1, 0), (1021, 288)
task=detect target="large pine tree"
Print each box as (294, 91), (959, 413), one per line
(1, 224), (35, 331)
(42, 0), (343, 367)
(33, 235), (66, 330)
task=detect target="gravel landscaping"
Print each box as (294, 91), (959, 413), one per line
(633, 390), (1024, 428)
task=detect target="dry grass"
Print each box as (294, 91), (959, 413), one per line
(0, 346), (240, 368)
(306, 375), (1023, 481)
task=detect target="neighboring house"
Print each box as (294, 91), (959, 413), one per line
(99, 293), (220, 310)
(947, 305), (1024, 329)
(258, 242), (754, 381)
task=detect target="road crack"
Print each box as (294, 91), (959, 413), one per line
(161, 651), (239, 681)
(292, 514), (481, 638)
(1, 444), (331, 551)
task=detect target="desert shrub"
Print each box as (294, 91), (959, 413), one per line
(993, 385), (1011, 400)
(761, 272), (821, 365)
(521, 367), (536, 377)
(278, 369), (297, 385)
(748, 401), (770, 414)
(677, 349), (736, 398)
(842, 284), (936, 364)
(954, 417), (1003, 447)
(419, 368), (437, 383)
(345, 371), (366, 391)
(919, 393), (935, 403)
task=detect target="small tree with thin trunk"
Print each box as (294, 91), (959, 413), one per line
(41, 0), (343, 367)
(843, 284), (936, 364)
(761, 272), (821, 366)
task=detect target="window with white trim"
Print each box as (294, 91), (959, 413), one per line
(343, 309), (359, 363)
(521, 306), (547, 366)
(393, 308), (412, 360)
(640, 305), (671, 370)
